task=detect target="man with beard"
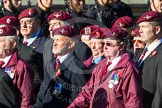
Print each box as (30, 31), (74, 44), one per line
(65, 0), (88, 31)
(45, 11), (92, 67)
(84, 0), (133, 28)
(0, 26), (35, 108)
(33, 25), (90, 108)
(1, 0), (22, 17)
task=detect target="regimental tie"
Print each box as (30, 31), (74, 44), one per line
(0, 61), (5, 68)
(137, 47), (148, 67)
(53, 59), (62, 95)
(100, 61), (112, 79)
(55, 59), (61, 77)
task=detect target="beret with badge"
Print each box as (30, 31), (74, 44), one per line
(137, 11), (161, 24)
(80, 25), (99, 35)
(18, 8), (38, 20)
(47, 11), (72, 22)
(131, 28), (140, 37)
(0, 16), (20, 27)
(112, 16), (133, 29)
(102, 28), (128, 41)
(0, 26), (17, 36)
(53, 25), (77, 37)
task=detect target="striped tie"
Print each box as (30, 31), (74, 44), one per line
(137, 48), (148, 67)
(55, 59), (61, 77)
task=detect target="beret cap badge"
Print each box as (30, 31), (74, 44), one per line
(54, 13), (61, 18)
(144, 15), (152, 20)
(119, 23), (125, 28)
(84, 27), (91, 35)
(6, 18), (11, 24)
(60, 29), (66, 34)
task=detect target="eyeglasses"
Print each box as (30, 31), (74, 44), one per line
(104, 42), (119, 47)
(20, 20), (35, 26)
(132, 40), (144, 45)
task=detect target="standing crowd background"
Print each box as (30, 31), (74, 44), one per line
(0, 0), (162, 108)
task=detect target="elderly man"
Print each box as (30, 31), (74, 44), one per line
(0, 15), (44, 96)
(45, 11), (92, 64)
(33, 25), (90, 108)
(68, 27), (143, 108)
(80, 25), (106, 68)
(18, 7), (47, 53)
(0, 26), (35, 108)
(18, 8), (47, 95)
(135, 11), (162, 108)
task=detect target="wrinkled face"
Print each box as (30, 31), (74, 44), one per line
(150, 0), (162, 13)
(52, 35), (70, 56)
(90, 38), (104, 58)
(81, 35), (91, 47)
(103, 39), (121, 60)
(0, 37), (13, 58)
(11, 0), (22, 9)
(20, 17), (40, 38)
(138, 22), (156, 44)
(97, 0), (114, 6)
(68, 0), (85, 13)
(49, 20), (65, 38)
(41, 0), (53, 8)
(133, 37), (145, 53)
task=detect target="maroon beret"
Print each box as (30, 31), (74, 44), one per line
(53, 25), (76, 37)
(131, 28), (140, 37)
(91, 27), (110, 39)
(47, 11), (72, 22)
(18, 8), (38, 20)
(80, 25), (99, 35)
(137, 11), (161, 24)
(102, 28), (128, 40)
(0, 26), (17, 36)
(112, 16), (133, 29)
(0, 16), (20, 27)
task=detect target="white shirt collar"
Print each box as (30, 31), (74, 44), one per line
(108, 55), (122, 71)
(2, 55), (12, 67)
(23, 29), (40, 46)
(146, 40), (161, 52)
(57, 53), (73, 64)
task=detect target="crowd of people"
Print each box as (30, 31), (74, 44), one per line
(0, 0), (162, 108)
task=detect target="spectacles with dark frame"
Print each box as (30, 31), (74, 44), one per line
(20, 20), (36, 26)
(104, 42), (119, 47)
